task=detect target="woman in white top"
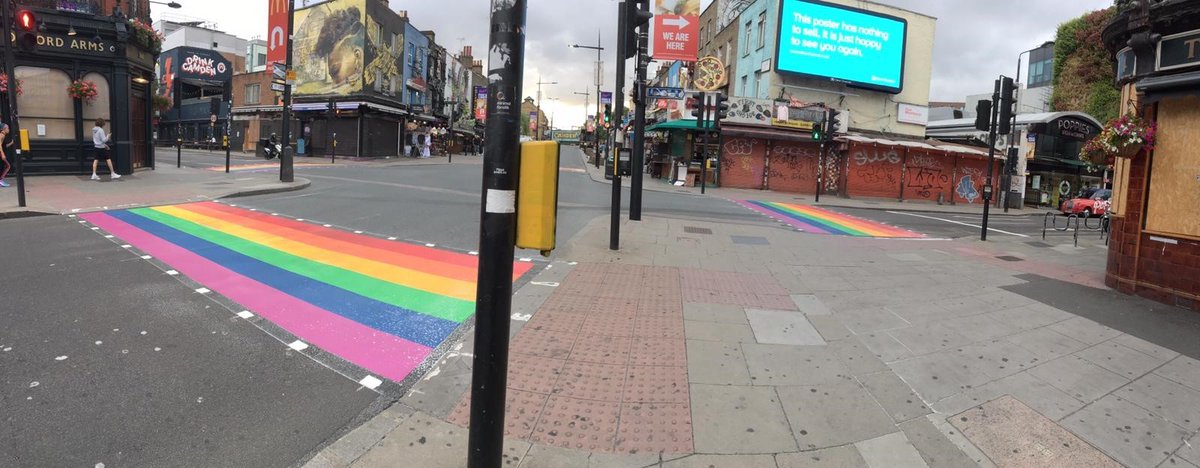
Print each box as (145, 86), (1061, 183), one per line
(91, 118), (119, 180)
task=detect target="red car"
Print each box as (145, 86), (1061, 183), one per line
(1061, 188), (1112, 217)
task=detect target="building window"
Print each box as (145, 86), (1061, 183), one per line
(15, 66), (75, 139)
(741, 75), (748, 96)
(244, 83), (260, 105)
(744, 21), (751, 56)
(757, 12), (766, 49)
(80, 72), (111, 123)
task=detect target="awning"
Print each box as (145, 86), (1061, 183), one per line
(721, 124), (815, 142)
(1036, 156), (1090, 168)
(1136, 70), (1200, 104)
(409, 114), (440, 123)
(646, 119), (714, 131)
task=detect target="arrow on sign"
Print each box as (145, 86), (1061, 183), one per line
(663, 16), (690, 29)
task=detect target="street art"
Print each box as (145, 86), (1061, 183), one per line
(80, 202), (533, 383)
(956, 174), (979, 203)
(364, 14), (402, 95)
(851, 148), (900, 166)
(767, 145), (816, 184)
(737, 201), (925, 238)
(292, 0), (365, 95)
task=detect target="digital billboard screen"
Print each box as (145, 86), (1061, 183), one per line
(775, 0), (907, 94)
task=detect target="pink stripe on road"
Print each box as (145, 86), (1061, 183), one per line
(80, 212), (432, 382)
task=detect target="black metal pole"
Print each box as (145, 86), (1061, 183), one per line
(610, 1), (628, 251)
(279, 0), (295, 183)
(700, 132), (706, 194)
(982, 78), (1001, 242)
(225, 100), (231, 173)
(629, 2), (647, 221)
(466, 1), (525, 467)
(2, 5), (25, 207)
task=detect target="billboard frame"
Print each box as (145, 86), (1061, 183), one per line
(773, 0), (908, 95)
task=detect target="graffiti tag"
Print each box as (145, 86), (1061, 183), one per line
(724, 138), (753, 156)
(852, 149), (901, 166)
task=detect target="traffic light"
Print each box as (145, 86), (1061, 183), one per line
(811, 124), (822, 141)
(623, 0), (653, 59)
(690, 92), (706, 128)
(1005, 147), (1019, 174)
(713, 92), (729, 122)
(16, 10), (38, 52)
(825, 108), (841, 139)
(603, 104), (612, 124)
(997, 76), (1015, 135)
(974, 99), (992, 132)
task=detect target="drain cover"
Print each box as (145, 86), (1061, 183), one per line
(995, 255), (1024, 262)
(731, 235), (770, 245)
(684, 226), (713, 235)
(1026, 241), (1053, 248)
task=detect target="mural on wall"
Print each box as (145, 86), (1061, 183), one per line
(293, 0), (365, 95)
(363, 13), (401, 96)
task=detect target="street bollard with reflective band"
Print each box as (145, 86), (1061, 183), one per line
(516, 141), (560, 256)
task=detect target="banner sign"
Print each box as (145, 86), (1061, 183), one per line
(600, 91), (613, 105)
(267, 0), (289, 66)
(474, 86), (488, 121)
(529, 111), (538, 131)
(653, 0), (700, 62)
(647, 87), (685, 99)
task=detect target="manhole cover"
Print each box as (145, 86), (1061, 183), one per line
(731, 235), (770, 245)
(995, 255), (1024, 262)
(684, 226), (712, 235)
(1026, 241), (1053, 248)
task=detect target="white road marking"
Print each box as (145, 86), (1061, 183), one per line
(531, 282), (560, 287)
(885, 211), (1031, 238)
(425, 243), (436, 247)
(296, 218), (305, 221)
(468, 251), (479, 256)
(166, 270), (179, 276)
(195, 288), (211, 294)
(359, 375), (384, 389)
(120, 244), (131, 248)
(288, 340), (309, 351)
(512, 313), (532, 321)
(387, 237), (397, 240)
(104, 235), (114, 238)
(323, 224), (332, 227)
(140, 255), (152, 260)
(354, 230), (363, 234)
(236, 310), (255, 319)
(518, 258), (532, 262)
(95, 341), (102, 345)
(55, 356), (68, 361)
(91, 227), (100, 230)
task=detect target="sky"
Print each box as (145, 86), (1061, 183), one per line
(153, 0), (1113, 129)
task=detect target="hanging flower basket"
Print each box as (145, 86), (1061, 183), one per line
(1080, 113), (1156, 164)
(127, 18), (164, 54)
(0, 72), (22, 96)
(68, 79), (100, 104)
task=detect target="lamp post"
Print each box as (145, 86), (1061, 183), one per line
(1006, 47), (1036, 213)
(569, 34), (604, 147)
(573, 91), (590, 137)
(534, 78), (556, 141)
(148, 1), (183, 8)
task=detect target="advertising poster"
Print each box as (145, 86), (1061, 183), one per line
(600, 91), (613, 105)
(775, 0), (907, 94)
(291, 0), (366, 95)
(267, 0), (288, 66)
(529, 111), (538, 131)
(474, 86), (488, 122)
(653, 0), (700, 62)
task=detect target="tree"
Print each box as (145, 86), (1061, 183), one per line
(1051, 7), (1120, 123)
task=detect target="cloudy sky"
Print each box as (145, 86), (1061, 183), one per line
(153, 0), (1112, 128)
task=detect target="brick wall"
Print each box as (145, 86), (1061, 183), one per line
(231, 71), (274, 107)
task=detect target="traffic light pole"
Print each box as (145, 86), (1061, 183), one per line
(3, 5), (27, 207)
(466, 1), (525, 467)
(279, 0), (295, 183)
(981, 79), (1001, 242)
(629, 10), (648, 222)
(610, 1), (628, 251)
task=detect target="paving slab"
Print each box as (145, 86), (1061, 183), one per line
(887, 324), (972, 356)
(1061, 394), (1191, 468)
(809, 315), (854, 341)
(838, 306), (911, 334)
(791, 294), (832, 315)
(1027, 355), (1130, 402)
(950, 395), (1120, 468)
(930, 371), (1085, 422)
(1112, 334), (1181, 362)
(775, 445), (868, 467)
(745, 308), (826, 346)
(685, 340), (751, 385)
(1047, 317), (1122, 346)
(683, 321), (757, 343)
(689, 384), (797, 454)
(858, 330), (914, 363)
(351, 412), (530, 468)
(827, 337), (889, 376)
(1005, 327), (1091, 361)
(859, 371), (932, 423)
(1177, 431), (1200, 466)
(1153, 355), (1200, 392)
(682, 303), (748, 324)
(1117, 373), (1200, 432)
(777, 380), (898, 451)
(939, 313), (1023, 343)
(854, 431), (929, 468)
(890, 351), (990, 403)
(661, 454), (777, 467)
(318, 404), (416, 467)
(1077, 341), (1170, 379)
(742, 343), (852, 386)
(950, 339), (1043, 382)
(519, 444), (660, 468)
(988, 305), (1070, 331)
(897, 416), (978, 468)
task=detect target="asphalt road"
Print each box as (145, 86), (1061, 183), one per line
(0, 215), (383, 467)
(825, 205), (1098, 242)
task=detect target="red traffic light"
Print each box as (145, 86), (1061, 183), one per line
(17, 10), (36, 31)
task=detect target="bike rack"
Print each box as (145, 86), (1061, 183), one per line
(1042, 212), (1081, 247)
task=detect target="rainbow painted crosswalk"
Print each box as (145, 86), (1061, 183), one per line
(80, 202), (532, 383)
(737, 200), (925, 238)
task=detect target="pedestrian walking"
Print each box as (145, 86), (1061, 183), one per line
(91, 118), (120, 181)
(0, 122), (12, 187)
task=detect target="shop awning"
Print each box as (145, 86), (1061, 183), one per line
(1037, 156), (1090, 168)
(409, 114), (440, 123)
(721, 124), (815, 142)
(1137, 70), (1200, 104)
(646, 119), (714, 131)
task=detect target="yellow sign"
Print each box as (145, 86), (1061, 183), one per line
(771, 119), (814, 130)
(19, 129), (30, 151)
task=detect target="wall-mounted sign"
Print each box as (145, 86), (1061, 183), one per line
(647, 87), (685, 99)
(267, 0), (289, 66)
(1156, 29), (1200, 71)
(896, 103), (928, 125)
(33, 33), (116, 56)
(407, 77), (428, 92)
(652, 0), (700, 62)
(775, 0), (907, 94)
(182, 53), (228, 77)
(693, 56), (727, 92)
(158, 47), (233, 83)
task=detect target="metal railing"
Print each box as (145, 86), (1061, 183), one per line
(1043, 212), (1110, 247)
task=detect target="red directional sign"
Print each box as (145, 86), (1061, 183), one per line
(652, 0), (700, 62)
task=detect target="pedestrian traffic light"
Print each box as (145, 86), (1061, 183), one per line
(974, 99), (992, 132)
(997, 76), (1015, 135)
(623, 0), (654, 59)
(603, 104), (611, 123)
(16, 10), (38, 52)
(811, 124), (822, 141)
(825, 108), (841, 139)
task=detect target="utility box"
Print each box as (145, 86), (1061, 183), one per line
(516, 141), (560, 255)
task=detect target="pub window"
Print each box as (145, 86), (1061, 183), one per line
(15, 67), (74, 139)
(80, 72), (111, 124)
(244, 84), (260, 105)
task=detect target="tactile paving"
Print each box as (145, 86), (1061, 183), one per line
(624, 366), (689, 403)
(556, 361), (626, 401)
(615, 401), (694, 454)
(531, 396), (621, 451)
(506, 353), (565, 395)
(629, 337), (687, 367)
(569, 334), (632, 365)
(510, 327), (576, 359)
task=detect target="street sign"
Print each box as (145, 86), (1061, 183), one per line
(272, 62), (286, 80)
(652, 0), (700, 62)
(600, 91), (612, 105)
(646, 87), (684, 99)
(286, 69), (296, 85)
(271, 82), (285, 92)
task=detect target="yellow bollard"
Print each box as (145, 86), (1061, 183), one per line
(516, 141), (560, 256)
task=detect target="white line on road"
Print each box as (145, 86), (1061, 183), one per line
(885, 211), (1031, 238)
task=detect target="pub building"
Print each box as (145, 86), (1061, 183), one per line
(5, 0), (158, 174)
(154, 46), (233, 145)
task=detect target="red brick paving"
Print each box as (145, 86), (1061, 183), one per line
(680, 269), (797, 309)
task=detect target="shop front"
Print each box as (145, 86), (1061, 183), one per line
(6, 5), (157, 175)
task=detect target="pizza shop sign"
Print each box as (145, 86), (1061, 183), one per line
(181, 54), (227, 78)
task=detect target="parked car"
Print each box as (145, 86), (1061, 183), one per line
(1060, 188), (1112, 217)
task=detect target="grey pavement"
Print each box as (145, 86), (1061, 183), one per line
(305, 177), (1200, 467)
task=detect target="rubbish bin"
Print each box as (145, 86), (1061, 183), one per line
(1006, 190), (1022, 209)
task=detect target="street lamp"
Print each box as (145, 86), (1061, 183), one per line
(149, 1), (183, 8)
(569, 32), (605, 130)
(573, 91), (590, 140)
(535, 78), (556, 141)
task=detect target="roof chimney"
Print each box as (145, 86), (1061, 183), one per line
(396, 10), (407, 19)
(463, 46), (472, 57)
